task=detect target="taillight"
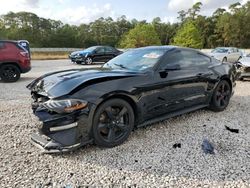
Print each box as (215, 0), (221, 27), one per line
(20, 51), (28, 57)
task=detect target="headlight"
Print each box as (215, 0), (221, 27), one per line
(42, 99), (88, 113)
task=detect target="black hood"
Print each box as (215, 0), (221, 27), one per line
(70, 50), (89, 56)
(27, 68), (140, 98)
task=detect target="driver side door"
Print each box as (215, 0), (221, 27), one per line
(93, 47), (106, 62)
(142, 49), (211, 120)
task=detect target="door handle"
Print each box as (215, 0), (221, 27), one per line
(197, 72), (213, 77)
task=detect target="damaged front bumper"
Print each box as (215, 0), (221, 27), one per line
(69, 55), (86, 63)
(235, 63), (250, 79)
(31, 103), (95, 153)
(239, 67), (250, 78)
(31, 132), (83, 153)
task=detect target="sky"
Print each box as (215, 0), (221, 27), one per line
(0, 0), (248, 25)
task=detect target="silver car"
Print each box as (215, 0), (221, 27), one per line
(210, 47), (242, 63)
(237, 53), (250, 80)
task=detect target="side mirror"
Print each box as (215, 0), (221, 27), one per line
(159, 64), (181, 78)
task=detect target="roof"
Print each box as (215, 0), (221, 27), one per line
(0, 40), (18, 43)
(0, 40), (29, 44)
(134, 45), (177, 51)
(135, 45), (204, 52)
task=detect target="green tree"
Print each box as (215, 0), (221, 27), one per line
(177, 10), (187, 22)
(152, 17), (177, 45)
(213, 2), (250, 48)
(0, 18), (6, 39)
(188, 2), (203, 19)
(1, 2), (250, 49)
(119, 24), (161, 48)
(49, 24), (78, 47)
(172, 21), (203, 48)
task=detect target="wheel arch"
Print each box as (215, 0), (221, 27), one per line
(94, 93), (139, 126)
(220, 75), (232, 92)
(222, 57), (227, 62)
(0, 61), (21, 72)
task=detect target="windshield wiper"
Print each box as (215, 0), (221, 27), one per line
(114, 63), (128, 69)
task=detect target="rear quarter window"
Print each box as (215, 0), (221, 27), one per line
(16, 44), (26, 51)
(0, 42), (5, 49)
(162, 50), (211, 69)
(105, 47), (115, 53)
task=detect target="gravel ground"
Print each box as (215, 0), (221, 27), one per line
(0, 60), (250, 187)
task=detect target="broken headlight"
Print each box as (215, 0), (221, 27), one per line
(42, 99), (88, 114)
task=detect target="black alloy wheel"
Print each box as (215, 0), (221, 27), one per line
(210, 80), (231, 112)
(0, 64), (20, 82)
(92, 99), (134, 148)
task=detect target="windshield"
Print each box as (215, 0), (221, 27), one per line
(212, 48), (229, 53)
(103, 48), (166, 71)
(84, 46), (98, 52)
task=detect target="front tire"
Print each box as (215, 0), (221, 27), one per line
(85, 57), (93, 65)
(209, 80), (231, 112)
(92, 99), (134, 148)
(0, 64), (20, 82)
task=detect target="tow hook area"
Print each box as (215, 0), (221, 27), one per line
(31, 121), (91, 153)
(31, 131), (81, 153)
(31, 131), (93, 153)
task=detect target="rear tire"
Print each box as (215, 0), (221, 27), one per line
(209, 80), (231, 112)
(0, 64), (20, 82)
(92, 99), (134, 148)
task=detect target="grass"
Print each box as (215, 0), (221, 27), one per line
(31, 51), (70, 60)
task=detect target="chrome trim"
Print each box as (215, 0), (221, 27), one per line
(43, 143), (81, 154)
(50, 122), (77, 132)
(31, 141), (81, 154)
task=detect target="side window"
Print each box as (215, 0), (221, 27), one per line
(160, 50), (210, 69)
(0, 42), (5, 49)
(159, 51), (183, 69)
(96, 47), (105, 54)
(185, 51), (211, 66)
(105, 47), (114, 53)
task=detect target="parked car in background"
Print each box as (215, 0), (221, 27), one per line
(210, 47), (242, 63)
(28, 46), (236, 153)
(69, 46), (122, 65)
(236, 53), (250, 80)
(0, 40), (31, 82)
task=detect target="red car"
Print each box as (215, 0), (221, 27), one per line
(0, 40), (31, 82)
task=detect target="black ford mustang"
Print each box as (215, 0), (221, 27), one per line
(27, 46), (237, 153)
